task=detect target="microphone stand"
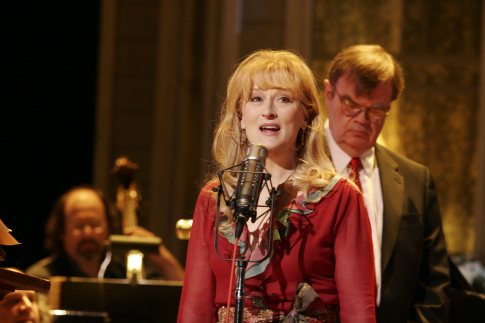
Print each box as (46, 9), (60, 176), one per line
(213, 166), (278, 323)
(234, 258), (248, 323)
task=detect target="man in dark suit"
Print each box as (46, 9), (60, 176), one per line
(323, 44), (450, 323)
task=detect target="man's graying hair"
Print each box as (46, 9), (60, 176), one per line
(328, 44), (405, 101)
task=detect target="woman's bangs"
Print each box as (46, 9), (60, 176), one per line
(251, 68), (299, 96)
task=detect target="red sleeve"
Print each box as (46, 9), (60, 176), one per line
(177, 187), (218, 323)
(333, 181), (376, 323)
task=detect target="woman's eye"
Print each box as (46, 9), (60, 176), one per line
(250, 96), (262, 102)
(279, 97), (291, 102)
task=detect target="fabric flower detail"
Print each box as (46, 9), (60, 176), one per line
(276, 175), (341, 240)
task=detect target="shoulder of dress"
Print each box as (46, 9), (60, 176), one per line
(308, 175), (344, 201)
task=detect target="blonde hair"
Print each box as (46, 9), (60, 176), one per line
(210, 49), (336, 220)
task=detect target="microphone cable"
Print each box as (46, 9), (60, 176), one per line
(224, 237), (240, 323)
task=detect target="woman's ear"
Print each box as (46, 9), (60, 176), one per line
(302, 116), (308, 130)
(301, 106), (309, 129)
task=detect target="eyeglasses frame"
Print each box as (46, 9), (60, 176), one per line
(333, 86), (390, 123)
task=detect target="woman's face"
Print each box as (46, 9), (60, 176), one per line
(240, 85), (308, 155)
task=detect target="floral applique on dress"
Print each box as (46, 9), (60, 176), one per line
(217, 175), (342, 279)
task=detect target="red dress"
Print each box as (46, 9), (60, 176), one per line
(178, 176), (376, 323)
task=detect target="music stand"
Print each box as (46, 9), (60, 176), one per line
(49, 277), (182, 323)
(106, 234), (162, 282)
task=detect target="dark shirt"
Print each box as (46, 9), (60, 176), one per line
(25, 252), (126, 279)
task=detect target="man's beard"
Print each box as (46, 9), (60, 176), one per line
(76, 238), (104, 261)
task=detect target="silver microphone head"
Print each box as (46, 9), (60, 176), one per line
(235, 143), (268, 209)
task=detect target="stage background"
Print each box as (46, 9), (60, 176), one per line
(2, 0), (485, 270)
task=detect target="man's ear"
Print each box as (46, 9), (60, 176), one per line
(323, 79), (333, 102)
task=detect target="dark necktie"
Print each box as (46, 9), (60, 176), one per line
(348, 157), (362, 191)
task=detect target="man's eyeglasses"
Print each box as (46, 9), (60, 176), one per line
(333, 87), (390, 123)
(67, 220), (107, 234)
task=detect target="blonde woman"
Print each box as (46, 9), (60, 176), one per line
(178, 49), (376, 323)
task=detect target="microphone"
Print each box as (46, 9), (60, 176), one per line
(232, 143), (268, 239)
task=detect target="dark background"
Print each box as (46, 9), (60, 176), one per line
(2, 1), (101, 270)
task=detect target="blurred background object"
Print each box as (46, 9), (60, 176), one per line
(2, 0), (485, 280)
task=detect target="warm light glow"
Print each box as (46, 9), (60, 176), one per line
(175, 219), (193, 240)
(126, 250), (144, 279)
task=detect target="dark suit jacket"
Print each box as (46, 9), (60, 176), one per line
(375, 144), (450, 323)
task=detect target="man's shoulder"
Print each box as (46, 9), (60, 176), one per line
(25, 253), (69, 279)
(375, 144), (428, 172)
(25, 254), (59, 278)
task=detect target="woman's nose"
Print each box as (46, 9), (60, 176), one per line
(262, 102), (276, 118)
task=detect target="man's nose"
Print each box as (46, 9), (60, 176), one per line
(81, 224), (96, 235)
(18, 296), (34, 311)
(353, 107), (370, 123)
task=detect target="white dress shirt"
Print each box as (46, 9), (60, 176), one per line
(325, 120), (383, 305)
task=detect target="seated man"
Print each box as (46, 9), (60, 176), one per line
(0, 289), (40, 323)
(26, 186), (184, 281)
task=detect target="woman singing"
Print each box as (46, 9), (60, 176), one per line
(178, 49), (376, 323)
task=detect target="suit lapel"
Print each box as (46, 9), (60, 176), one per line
(376, 144), (404, 272)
